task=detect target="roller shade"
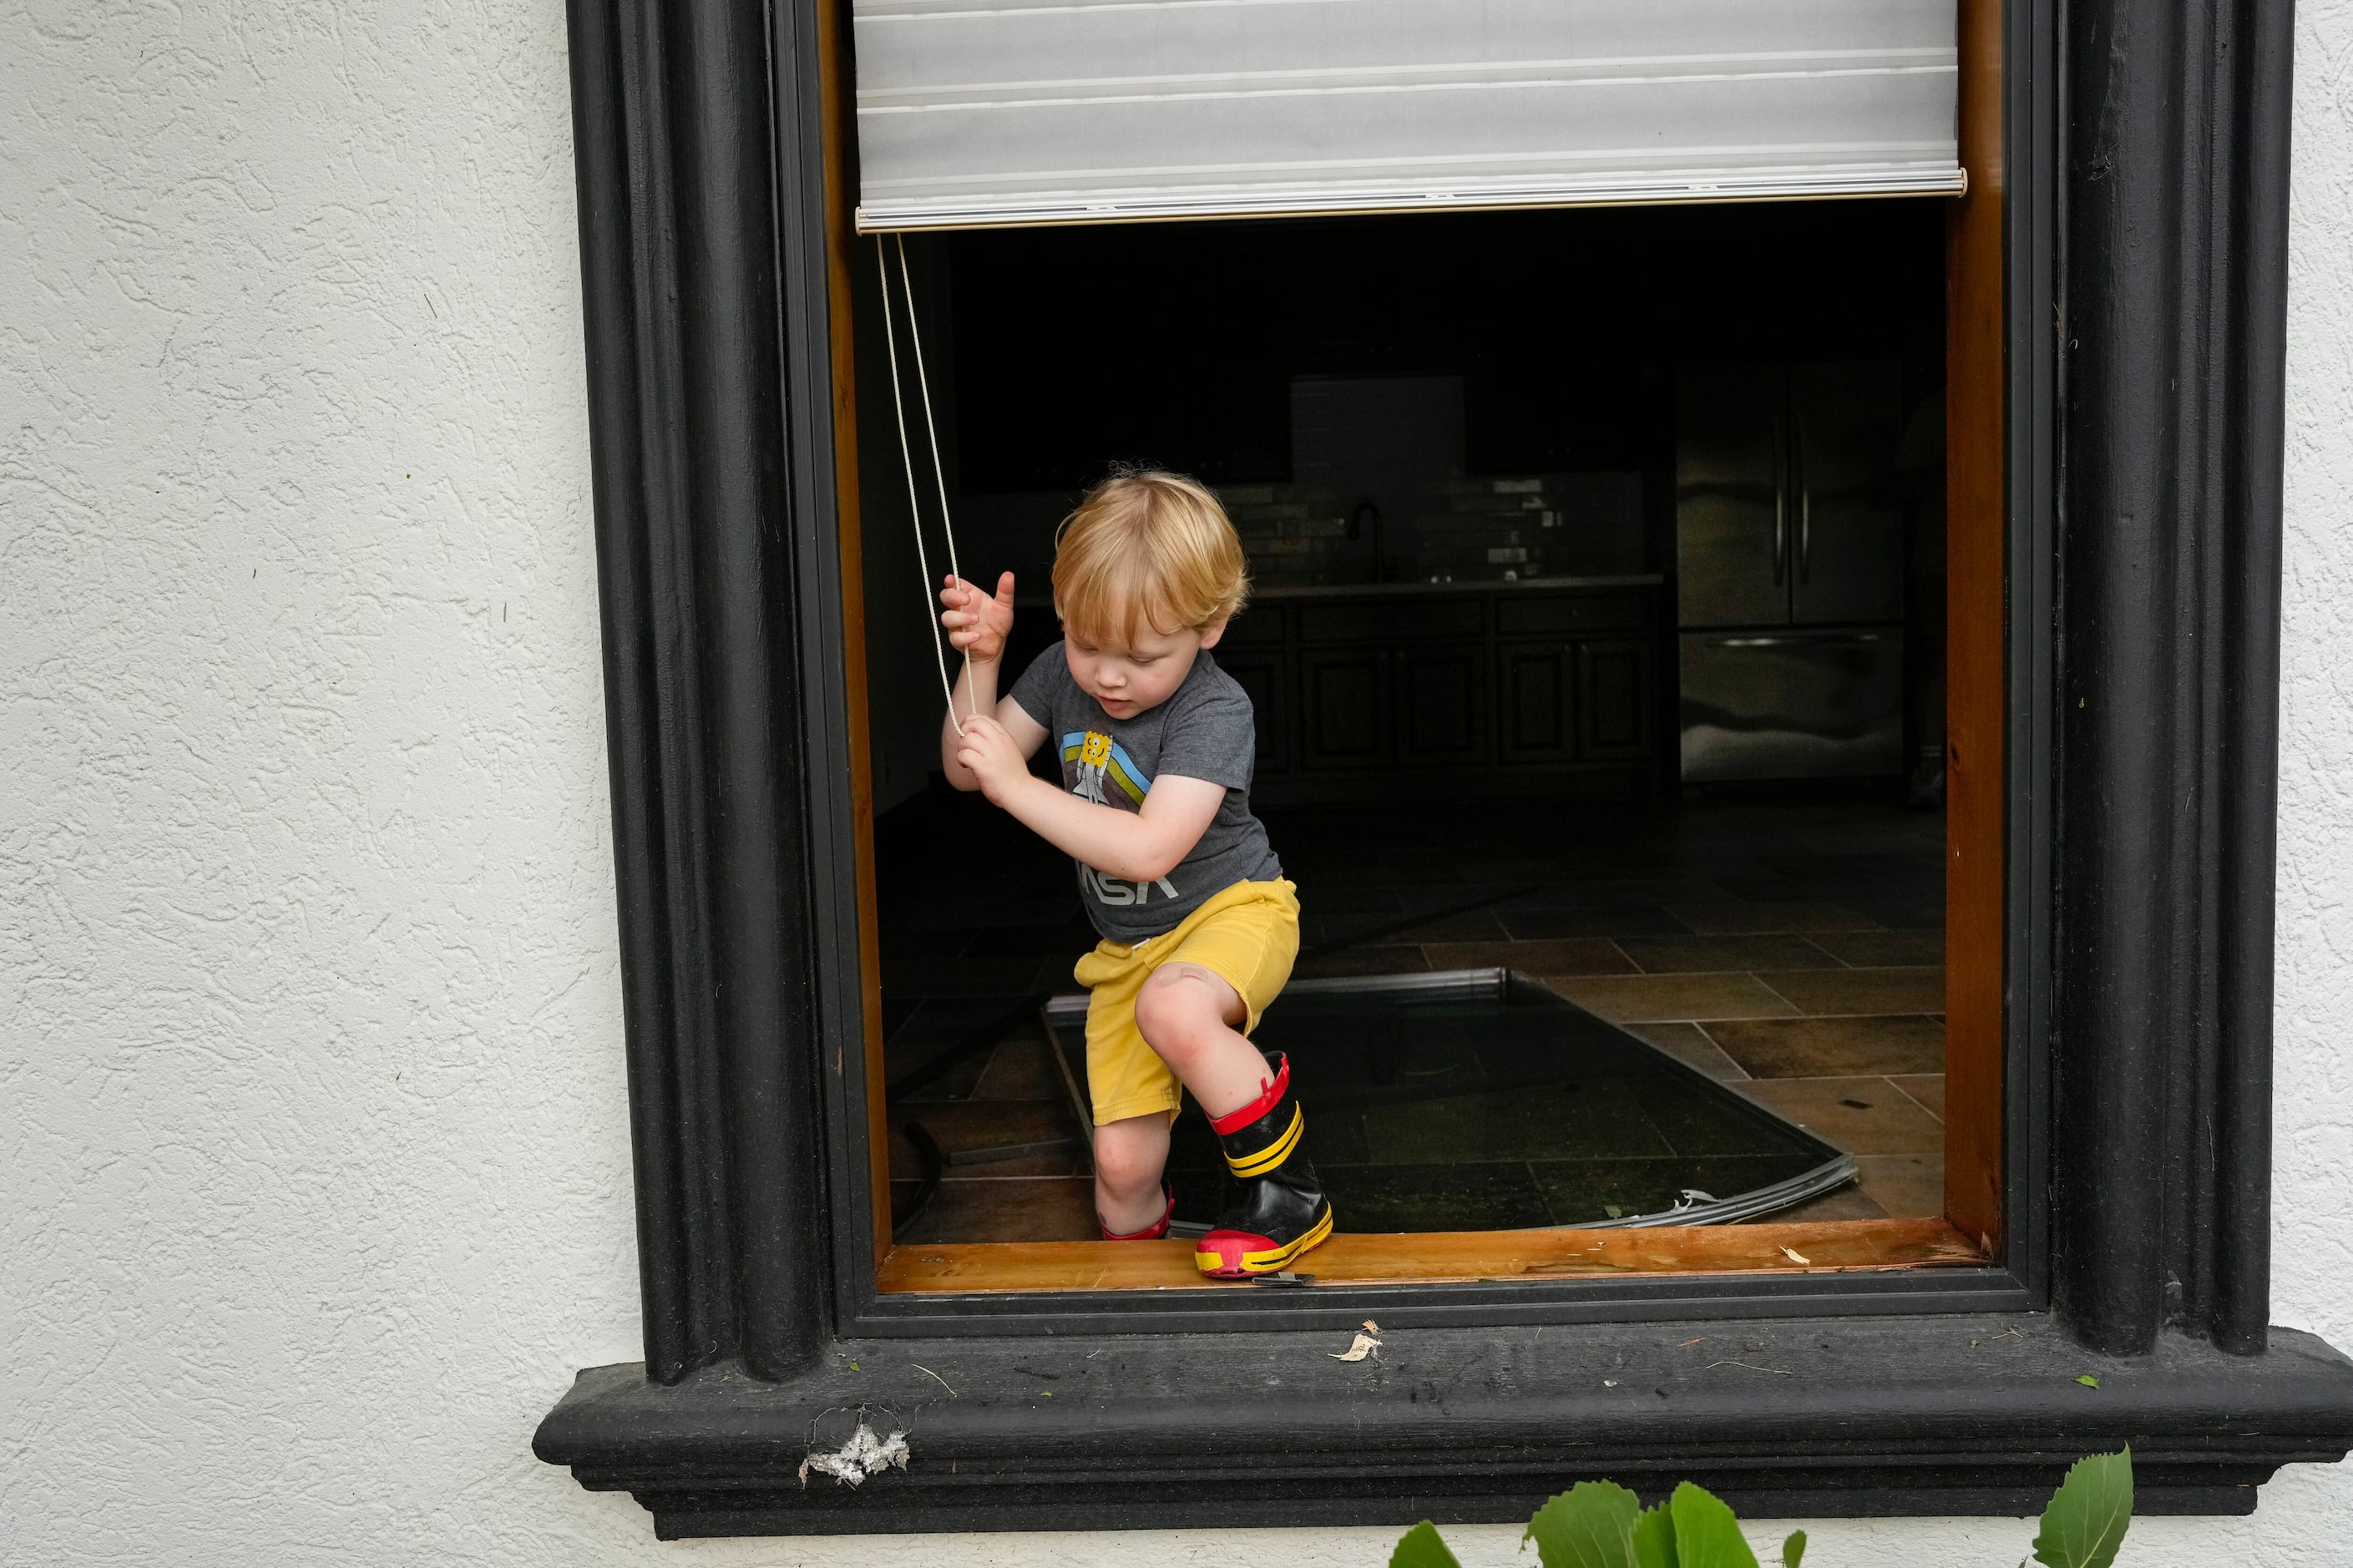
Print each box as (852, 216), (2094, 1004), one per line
(851, 0), (1964, 232)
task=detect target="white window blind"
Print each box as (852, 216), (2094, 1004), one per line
(851, 0), (1964, 232)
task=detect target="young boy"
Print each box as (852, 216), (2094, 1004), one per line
(936, 470), (1333, 1277)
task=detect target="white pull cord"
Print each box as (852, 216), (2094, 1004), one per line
(875, 235), (971, 736)
(896, 238), (965, 620)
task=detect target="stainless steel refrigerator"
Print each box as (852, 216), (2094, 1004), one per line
(1675, 362), (1909, 782)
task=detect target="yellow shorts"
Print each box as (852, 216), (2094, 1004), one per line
(1072, 878), (1301, 1126)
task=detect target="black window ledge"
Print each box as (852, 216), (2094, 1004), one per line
(534, 1313), (2353, 1539)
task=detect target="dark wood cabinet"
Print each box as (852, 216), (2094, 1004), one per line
(1217, 650), (1290, 774)
(1301, 650), (1389, 768)
(1395, 647), (1484, 763)
(1231, 580), (1663, 805)
(1499, 644), (1572, 761)
(1577, 639), (1652, 759)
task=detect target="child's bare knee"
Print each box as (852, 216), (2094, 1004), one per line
(1093, 1126), (1160, 1191)
(1135, 964), (1235, 1049)
(1131, 979), (1194, 1049)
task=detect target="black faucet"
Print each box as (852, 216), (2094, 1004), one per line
(1348, 498), (1384, 584)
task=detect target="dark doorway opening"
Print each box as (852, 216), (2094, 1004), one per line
(858, 200), (1951, 1248)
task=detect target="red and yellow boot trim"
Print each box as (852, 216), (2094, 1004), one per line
(1208, 1055), (1305, 1181)
(1194, 1205), (1333, 1278)
(1226, 1103), (1302, 1178)
(1209, 1054), (1292, 1138)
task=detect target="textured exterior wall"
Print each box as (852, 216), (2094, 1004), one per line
(5, 2), (2353, 1564)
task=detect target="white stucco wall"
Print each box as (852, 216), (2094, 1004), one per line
(6, 1), (2353, 1562)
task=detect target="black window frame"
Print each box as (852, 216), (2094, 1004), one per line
(536, 0), (2353, 1535)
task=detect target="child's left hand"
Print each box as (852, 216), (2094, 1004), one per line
(953, 714), (1030, 805)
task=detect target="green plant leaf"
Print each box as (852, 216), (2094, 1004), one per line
(1525, 1480), (1643, 1568)
(1631, 1503), (1680, 1568)
(1667, 1482), (1761, 1568)
(2075, 1374), (2099, 1388)
(1392, 1520), (1465, 1568)
(2031, 1449), (2133, 1568)
(1781, 1529), (1806, 1567)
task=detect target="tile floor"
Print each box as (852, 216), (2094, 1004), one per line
(877, 785), (1946, 1242)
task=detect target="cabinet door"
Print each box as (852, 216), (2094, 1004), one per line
(1394, 647), (1484, 765)
(1676, 365), (1789, 628)
(1577, 639), (1653, 759)
(1498, 643), (1574, 761)
(1218, 652), (1290, 776)
(1301, 650), (1389, 769)
(1788, 361), (1906, 625)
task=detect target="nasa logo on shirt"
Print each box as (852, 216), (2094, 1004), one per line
(1084, 865), (1180, 906)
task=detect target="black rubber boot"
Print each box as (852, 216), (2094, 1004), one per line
(1195, 1052), (1333, 1277)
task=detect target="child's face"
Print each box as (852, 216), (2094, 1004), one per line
(1063, 614), (1227, 721)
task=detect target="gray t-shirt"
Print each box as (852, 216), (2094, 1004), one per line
(1007, 643), (1283, 943)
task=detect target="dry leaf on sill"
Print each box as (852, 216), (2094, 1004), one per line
(1331, 1322), (1383, 1363)
(1780, 1246), (1812, 1265)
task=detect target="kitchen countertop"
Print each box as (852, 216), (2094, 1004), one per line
(1249, 573), (1662, 602)
(1011, 574), (1662, 612)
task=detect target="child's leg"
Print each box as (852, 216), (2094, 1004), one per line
(1093, 1112), (1173, 1235)
(1136, 945), (1329, 1279)
(1131, 961), (1273, 1117)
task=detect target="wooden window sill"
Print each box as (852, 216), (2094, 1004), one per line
(878, 1216), (1984, 1293)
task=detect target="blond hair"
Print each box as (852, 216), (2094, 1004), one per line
(1051, 469), (1250, 645)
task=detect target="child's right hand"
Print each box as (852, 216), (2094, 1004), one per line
(940, 571), (1015, 665)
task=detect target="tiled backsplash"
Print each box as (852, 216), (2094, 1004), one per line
(1223, 470), (1647, 587)
(952, 469), (1647, 597)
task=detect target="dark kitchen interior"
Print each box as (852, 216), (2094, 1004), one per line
(858, 200), (1951, 1245)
